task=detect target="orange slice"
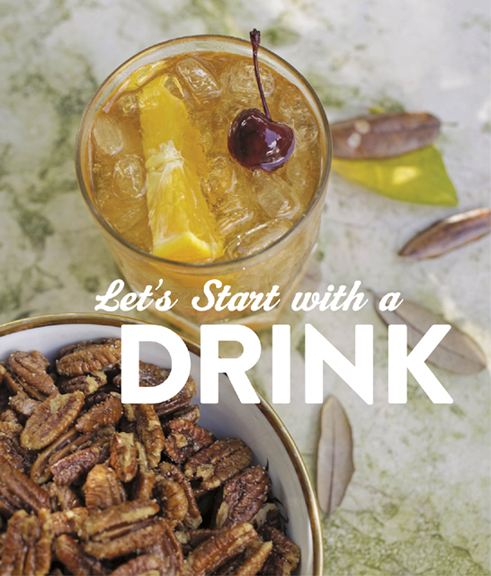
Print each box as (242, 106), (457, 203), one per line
(139, 76), (223, 263)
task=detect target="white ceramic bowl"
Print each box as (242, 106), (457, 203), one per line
(0, 314), (322, 575)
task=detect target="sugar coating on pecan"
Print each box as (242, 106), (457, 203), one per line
(8, 351), (57, 397)
(109, 553), (162, 576)
(184, 438), (253, 490)
(21, 391), (85, 451)
(48, 482), (82, 511)
(144, 518), (184, 575)
(9, 392), (40, 418)
(75, 393), (122, 433)
(131, 441), (155, 500)
(215, 466), (271, 529)
(56, 339), (121, 377)
(154, 477), (188, 526)
(51, 506), (89, 536)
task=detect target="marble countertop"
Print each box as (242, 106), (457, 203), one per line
(0, 0), (490, 574)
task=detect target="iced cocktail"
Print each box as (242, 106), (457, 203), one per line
(76, 35), (330, 338)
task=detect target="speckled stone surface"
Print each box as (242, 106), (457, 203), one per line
(0, 1), (490, 574)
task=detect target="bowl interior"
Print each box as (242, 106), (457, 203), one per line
(0, 321), (317, 574)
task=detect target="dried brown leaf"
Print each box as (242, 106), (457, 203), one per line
(374, 296), (487, 375)
(331, 111), (440, 159)
(316, 396), (354, 516)
(399, 207), (491, 259)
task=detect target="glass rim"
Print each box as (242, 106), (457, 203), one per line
(75, 33), (332, 270)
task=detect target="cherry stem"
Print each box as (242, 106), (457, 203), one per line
(250, 29), (271, 121)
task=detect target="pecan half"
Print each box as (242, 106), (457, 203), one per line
(110, 432), (138, 483)
(21, 392), (85, 451)
(30, 427), (89, 485)
(8, 351), (57, 397)
(215, 466), (271, 529)
(50, 429), (112, 486)
(131, 441), (155, 500)
(258, 526), (300, 576)
(56, 339), (121, 377)
(181, 522), (257, 576)
(132, 405), (164, 469)
(154, 477), (188, 526)
(184, 439), (253, 491)
(57, 371), (107, 395)
(0, 456), (50, 517)
(80, 499), (163, 560)
(0, 508), (53, 576)
(109, 554), (162, 576)
(215, 540), (273, 576)
(84, 464), (126, 510)
(0, 438), (29, 474)
(159, 462), (201, 529)
(144, 519), (184, 575)
(53, 534), (107, 576)
(75, 393), (122, 433)
(163, 418), (214, 464)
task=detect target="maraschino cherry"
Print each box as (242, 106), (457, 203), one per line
(228, 29), (295, 172)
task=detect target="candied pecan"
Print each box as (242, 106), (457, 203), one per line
(131, 441), (155, 500)
(0, 456), (50, 517)
(56, 339), (121, 377)
(184, 439), (253, 491)
(57, 370), (107, 395)
(159, 462), (201, 529)
(21, 391), (84, 451)
(154, 477), (188, 526)
(75, 393), (122, 433)
(3, 369), (47, 402)
(109, 554), (162, 576)
(47, 483), (81, 511)
(80, 500), (163, 560)
(84, 464), (126, 510)
(30, 427), (90, 485)
(8, 351), (57, 397)
(181, 522), (257, 576)
(132, 404), (164, 469)
(53, 534), (107, 576)
(50, 428), (113, 486)
(9, 391), (40, 417)
(144, 519), (184, 575)
(251, 503), (282, 530)
(0, 508), (54, 576)
(163, 418), (214, 465)
(215, 466), (271, 529)
(215, 540), (273, 576)
(258, 526), (300, 576)
(51, 507), (89, 536)
(0, 409), (21, 426)
(110, 432), (138, 483)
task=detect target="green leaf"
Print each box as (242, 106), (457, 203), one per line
(332, 145), (459, 206)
